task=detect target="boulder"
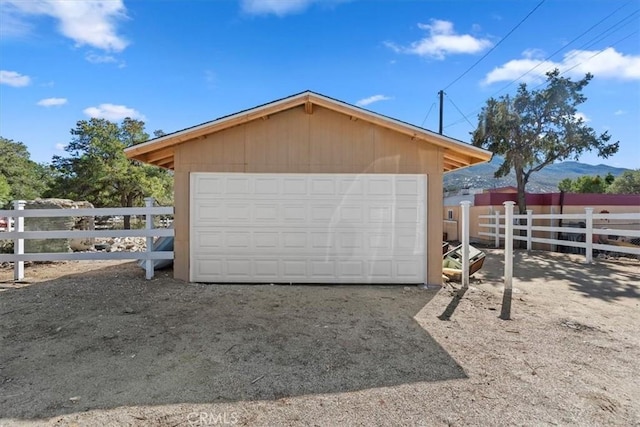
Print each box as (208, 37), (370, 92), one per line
(24, 199), (94, 253)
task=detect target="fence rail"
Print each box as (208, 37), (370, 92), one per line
(478, 208), (640, 261)
(0, 198), (174, 280)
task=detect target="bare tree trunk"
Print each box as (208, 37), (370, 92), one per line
(515, 168), (528, 248)
(122, 194), (132, 230)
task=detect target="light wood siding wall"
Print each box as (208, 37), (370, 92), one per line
(173, 105), (444, 285)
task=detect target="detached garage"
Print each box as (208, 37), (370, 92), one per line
(125, 91), (491, 285)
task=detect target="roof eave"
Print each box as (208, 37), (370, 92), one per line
(125, 90), (492, 172)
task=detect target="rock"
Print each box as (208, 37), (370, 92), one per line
(70, 238), (94, 252)
(24, 198), (95, 254)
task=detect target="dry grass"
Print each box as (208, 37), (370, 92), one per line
(0, 250), (638, 426)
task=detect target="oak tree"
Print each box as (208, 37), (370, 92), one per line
(472, 70), (619, 214)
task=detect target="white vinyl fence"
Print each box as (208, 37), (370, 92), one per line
(0, 198), (174, 280)
(478, 204), (640, 263)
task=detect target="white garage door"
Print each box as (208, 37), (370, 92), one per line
(190, 173), (427, 284)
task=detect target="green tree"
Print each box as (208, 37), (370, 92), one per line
(607, 170), (640, 194)
(0, 175), (10, 207)
(49, 118), (173, 228)
(558, 177), (573, 193)
(557, 174), (612, 193)
(471, 70), (619, 214)
(0, 137), (49, 203)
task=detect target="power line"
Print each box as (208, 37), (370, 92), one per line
(421, 101), (437, 127)
(443, 0), (546, 91)
(549, 30), (639, 83)
(446, 94), (475, 129)
(487, 2), (636, 99)
(443, 2), (637, 129)
(571, 9), (639, 53)
(444, 30), (639, 130)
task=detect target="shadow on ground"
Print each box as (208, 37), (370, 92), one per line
(475, 249), (639, 302)
(0, 263), (465, 420)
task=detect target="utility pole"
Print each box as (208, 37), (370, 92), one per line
(438, 90), (444, 134)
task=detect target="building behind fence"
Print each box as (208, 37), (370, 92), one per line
(444, 188), (640, 252)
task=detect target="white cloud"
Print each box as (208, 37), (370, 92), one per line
(0, 70), (31, 87)
(483, 47), (640, 85)
(3, 0), (128, 52)
(241, 0), (317, 16)
(85, 52), (126, 67)
(614, 109), (626, 116)
(574, 112), (590, 123)
(385, 19), (492, 60)
(0, 5), (32, 38)
(37, 97), (67, 107)
(83, 103), (145, 121)
(356, 94), (392, 107)
(85, 52), (117, 64)
(483, 57), (557, 85)
(55, 143), (66, 151)
(562, 48), (640, 80)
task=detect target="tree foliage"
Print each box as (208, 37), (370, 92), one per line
(557, 173), (615, 193)
(48, 118), (173, 227)
(0, 175), (10, 207)
(606, 170), (640, 194)
(0, 136), (50, 206)
(471, 70), (619, 213)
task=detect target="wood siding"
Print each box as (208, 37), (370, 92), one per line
(173, 104), (445, 285)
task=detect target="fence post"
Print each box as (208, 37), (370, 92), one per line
(526, 209), (533, 252)
(13, 200), (25, 281)
(494, 210), (500, 248)
(550, 206), (557, 252)
(504, 201), (515, 290)
(145, 197), (155, 280)
(460, 201), (470, 288)
(585, 207), (594, 264)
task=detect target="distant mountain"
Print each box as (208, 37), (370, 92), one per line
(444, 157), (630, 193)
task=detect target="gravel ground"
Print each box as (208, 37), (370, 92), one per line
(0, 250), (638, 426)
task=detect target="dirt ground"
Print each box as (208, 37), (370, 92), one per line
(0, 250), (638, 426)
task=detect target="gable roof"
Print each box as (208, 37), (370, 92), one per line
(124, 90), (492, 172)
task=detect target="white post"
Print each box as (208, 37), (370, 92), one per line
(504, 201), (515, 290)
(526, 209), (533, 252)
(585, 207), (594, 264)
(550, 206), (557, 252)
(145, 197), (155, 280)
(460, 201), (471, 288)
(13, 200), (25, 281)
(494, 210), (500, 248)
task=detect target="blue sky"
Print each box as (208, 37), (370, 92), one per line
(1, 0), (638, 169)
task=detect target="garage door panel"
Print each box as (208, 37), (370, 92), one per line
(283, 259), (307, 277)
(192, 256), (424, 283)
(191, 173), (426, 283)
(310, 178), (336, 194)
(309, 259), (337, 278)
(254, 177), (279, 194)
(193, 176), (224, 198)
(254, 204), (279, 222)
(282, 204), (307, 222)
(194, 231), (224, 249)
(282, 177), (307, 195)
(226, 177), (251, 194)
(368, 259), (393, 278)
(255, 260), (279, 277)
(192, 227), (423, 256)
